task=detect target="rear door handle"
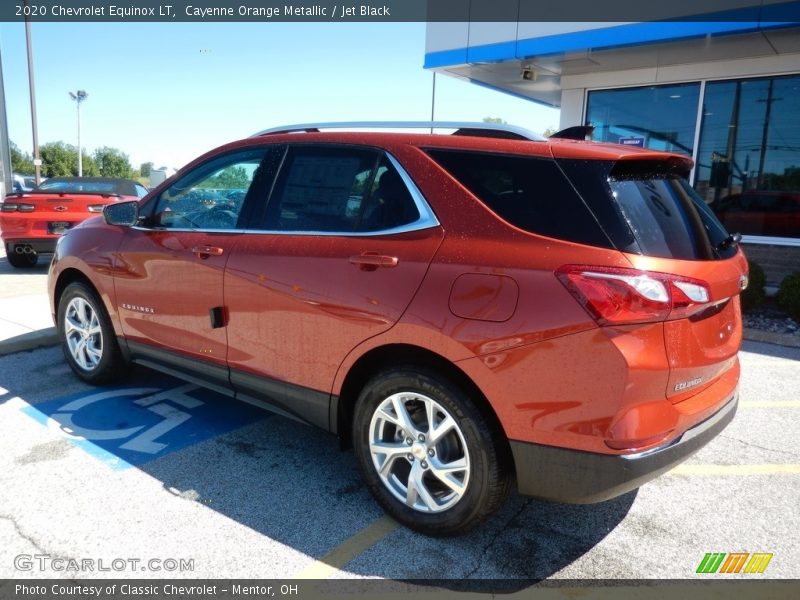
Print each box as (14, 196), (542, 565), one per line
(192, 245), (224, 259)
(349, 253), (399, 271)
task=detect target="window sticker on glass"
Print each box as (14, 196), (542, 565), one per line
(281, 156), (362, 218)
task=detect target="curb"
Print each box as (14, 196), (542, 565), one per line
(743, 328), (800, 349)
(0, 327), (59, 357)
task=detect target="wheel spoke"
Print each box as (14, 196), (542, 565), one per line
(370, 440), (409, 477)
(73, 338), (89, 369)
(85, 343), (102, 366)
(375, 396), (416, 435)
(88, 313), (101, 336)
(64, 314), (82, 335)
(428, 414), (456, 446)
(429, 456), (468, 495)
(406, 463), (438, 511)
(392, 396), (418, 434)
(75, 298), (89, 326)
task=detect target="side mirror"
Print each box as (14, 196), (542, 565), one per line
(103, 201), (139, 227)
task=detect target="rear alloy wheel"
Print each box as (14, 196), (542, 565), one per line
(6, 248), (38, 268)
(353, 367), (511, 536)
(58, 282), (127, 384)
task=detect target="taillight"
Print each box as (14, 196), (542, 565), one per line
(87, 204), (105, 213)
(556, 265), (712, 325)
(0, 202), (34, 212)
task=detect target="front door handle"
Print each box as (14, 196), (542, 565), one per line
(192, 245), (224, 259)
(349, 253), (399, 271)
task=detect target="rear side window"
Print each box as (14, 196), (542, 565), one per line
(262, 146), (419, 233)
(425, 149), (611, 248)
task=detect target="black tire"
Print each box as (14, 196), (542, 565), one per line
(57, 282), (127, 384)
(352, 366), (512, 536)
(6, 249), (38, 268)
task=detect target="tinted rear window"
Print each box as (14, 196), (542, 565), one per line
(559, 159), (736, 261)
(35, 178), (135, 195)
(426, 149), (612, 248)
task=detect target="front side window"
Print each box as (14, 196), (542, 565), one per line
(262, 146), (419, 233)
(152, 148), (272, 230)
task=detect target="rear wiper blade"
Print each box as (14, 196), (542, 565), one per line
(716, 232), (741, 252)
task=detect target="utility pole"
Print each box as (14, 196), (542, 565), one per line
(69, 90), (88, 176)
(25, 6), (42, 185)
(756, 80), (781, 189)
(430, 72), (436, 133)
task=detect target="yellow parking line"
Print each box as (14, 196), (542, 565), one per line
(740, 401), (800, 408)
(292, 516), (398, 579)
(669, 464), (800, 476)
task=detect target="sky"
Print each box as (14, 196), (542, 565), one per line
(0, 22), (559, 171)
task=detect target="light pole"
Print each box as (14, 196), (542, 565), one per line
(25, 10), (42, 185)
(68, 90), (88, 176)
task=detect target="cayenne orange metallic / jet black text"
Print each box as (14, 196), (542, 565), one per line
(47, 122), (747, 535)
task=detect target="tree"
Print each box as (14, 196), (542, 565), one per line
(93, 146), (134, 178)
(9, 141), (35, 175)
(39, 141), (97, 177)
(201, 166), (249, 190)
(140, 162), (153, 178)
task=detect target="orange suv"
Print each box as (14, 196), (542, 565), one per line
(47, 122), (746, 536)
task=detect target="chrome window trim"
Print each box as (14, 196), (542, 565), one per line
(135, 151), (440, 237)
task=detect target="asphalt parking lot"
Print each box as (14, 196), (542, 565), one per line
(1, 329), (798, 584)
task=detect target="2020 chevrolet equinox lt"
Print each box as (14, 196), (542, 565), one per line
(48, 122), (747, 536)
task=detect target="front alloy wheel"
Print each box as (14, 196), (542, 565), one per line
(354, 367), (512, 536)
(58, 282), (127, 384)
(64, 296), (103, 371)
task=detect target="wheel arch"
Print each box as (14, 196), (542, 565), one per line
(53, 268), (98, 326)
(335, 343), (513, 469)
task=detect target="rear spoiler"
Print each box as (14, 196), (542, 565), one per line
(550, 125), (595, 140)
(609, 157), (694, 179)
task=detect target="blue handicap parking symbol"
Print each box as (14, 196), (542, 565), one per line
(21, 375), (268, 469)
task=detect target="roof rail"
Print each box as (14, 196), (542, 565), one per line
(250, 121), (546, 141)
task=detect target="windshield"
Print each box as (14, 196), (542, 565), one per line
(35, 178), (134, 195)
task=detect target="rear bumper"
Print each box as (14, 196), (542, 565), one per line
(4, 238), (57, 254)
(511, 389), (738, 503)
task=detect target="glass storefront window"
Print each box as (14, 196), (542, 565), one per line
(586, 83), (701, 156)
(695, 75), (800, 239)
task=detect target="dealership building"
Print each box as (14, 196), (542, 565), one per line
(426, 17), (800, 285)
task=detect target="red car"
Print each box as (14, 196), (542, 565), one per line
(47, 123), (747, 535)
(715, 190), (800, 238)
(1, 177), (147, 268)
